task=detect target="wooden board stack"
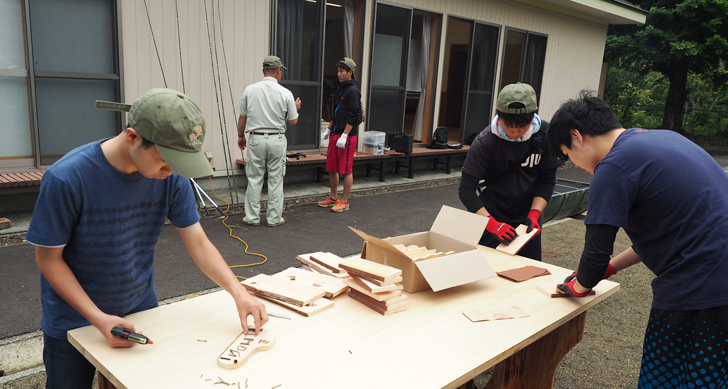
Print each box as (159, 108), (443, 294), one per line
(392, 244), (455, 262)
(242, 274), (334, 317)
(273, 267), (348, 299)
(339, 257), (409, 315)
(295, 252), (349, 279)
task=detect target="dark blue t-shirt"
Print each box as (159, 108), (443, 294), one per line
(26, 140), (200, 339)
(585, 128), (728, 310)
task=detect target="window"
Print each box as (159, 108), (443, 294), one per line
(500, 28), (547, 101)
(0, 0), (120, 169)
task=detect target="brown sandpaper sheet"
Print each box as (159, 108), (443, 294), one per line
(496, 265), (551, 282)
(462, 305), (530, 322)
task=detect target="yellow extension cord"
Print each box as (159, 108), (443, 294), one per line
(184, 178), (268, 301)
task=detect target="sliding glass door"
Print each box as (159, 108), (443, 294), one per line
(461, 22), (500, 142)
(367, 2), (412, 134)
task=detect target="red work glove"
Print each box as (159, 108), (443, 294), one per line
(557, 277), (592, 297)
(564, 263), (617, 283)
(525, 209), (541, 235)
(486, 216), (518, 244)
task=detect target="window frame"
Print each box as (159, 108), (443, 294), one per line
(498, 27), (548, 104)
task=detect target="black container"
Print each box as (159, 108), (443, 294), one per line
(387, 132), (413, 154)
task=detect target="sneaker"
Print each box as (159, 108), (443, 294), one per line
(268, 217), (286, 227)
(331, 200), (349, 212)
(318, 196), (338, 207)
(242, 216), (260, 226)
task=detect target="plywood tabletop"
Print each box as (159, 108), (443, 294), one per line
(68, 246), (618, 389)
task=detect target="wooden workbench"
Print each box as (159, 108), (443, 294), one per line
(68, 246), (619, 389)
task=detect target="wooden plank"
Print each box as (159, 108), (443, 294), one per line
(348, 274), (402, 294)
(339, 257), (402, 284)
(309, 252), (346, 274)
(348, 288), (407, 308)
(241, 274), (325, 307)
(365, 276), (403, 287)
(0, 175), (14, 188)
(496, 225), (539, 256)
(254, 293), (334, 317)
(272, 267), (348, 298)
(343, 277), (402, 302)
(348, 290), (409, 316)
(217, 328), (275, 370)
(296, 253), (349, 279)
(536, 283), (596, 298)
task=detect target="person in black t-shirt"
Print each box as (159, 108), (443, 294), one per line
(459, 83), (563, 260)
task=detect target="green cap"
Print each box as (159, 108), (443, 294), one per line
(263, 55), (286, 70)
(496, 82), (538, 114)
(337, 57), (357, 73)
(97, 88), (213, 178)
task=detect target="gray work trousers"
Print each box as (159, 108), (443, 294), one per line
(244, 133), (287, 224)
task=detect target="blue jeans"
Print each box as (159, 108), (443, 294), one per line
(479, 223), (542, 261)
(43, 333), (96, 389)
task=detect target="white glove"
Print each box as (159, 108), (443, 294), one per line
(336, 133), (348, 149)
(322, 128), (331, 140)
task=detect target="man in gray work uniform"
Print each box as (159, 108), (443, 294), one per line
(236, 55), (301, 227)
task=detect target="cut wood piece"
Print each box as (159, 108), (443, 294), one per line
(296, 253), (349, 279)
(349, 288), (407, 308)
(366, 276), (403, 287)
(496, 266), (551, 282)
(217, 328), (275, 369)
(255, 293), (334, 317)
(536, 283), (596, 298)
(348, 290), (409, 316)
(309, 252), (345, 273)
(273, 267), (348, 298)
(343, 277), (402, 302)
(411, 252), (450, 262)
(339, 257), (402, 284)
(348, 274), (403, 294)
(242, 274), (325, 307)
(496, 224), (539, 256)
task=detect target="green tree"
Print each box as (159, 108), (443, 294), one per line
(605, 0), (728, 133)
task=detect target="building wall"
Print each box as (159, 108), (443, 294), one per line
(120, 0), (607, 175)
(120, 0), (270, 175)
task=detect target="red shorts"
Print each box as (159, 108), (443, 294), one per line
(326, 134), (357, 175)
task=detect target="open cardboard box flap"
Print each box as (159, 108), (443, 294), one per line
(430, 205), (489, 246)
(348, 206), (496, 292)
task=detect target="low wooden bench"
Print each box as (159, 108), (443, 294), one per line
(0, 170), (45, 194)
(235, 146), (470, 183)
(236, 152), (392, 182)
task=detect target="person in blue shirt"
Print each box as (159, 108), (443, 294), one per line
(27, 89), (268, 389)
(547, 91), (728, 388)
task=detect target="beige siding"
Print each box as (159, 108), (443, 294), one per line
(120, 0), (608, 172)
(121, 0), (269, 174)
(380, 0), (608, 122)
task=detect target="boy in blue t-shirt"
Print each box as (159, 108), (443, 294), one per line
(27, 89), (269, 389)
(547, 91), (728, 388)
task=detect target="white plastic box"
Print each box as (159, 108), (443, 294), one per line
(362, 131), (386, 155)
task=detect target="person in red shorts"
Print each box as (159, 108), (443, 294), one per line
(318, 57), (362, 212)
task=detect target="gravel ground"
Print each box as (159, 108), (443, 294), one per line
(0, 218), (652, 389)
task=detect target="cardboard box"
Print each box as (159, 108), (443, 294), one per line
(350, 205), (496, 293)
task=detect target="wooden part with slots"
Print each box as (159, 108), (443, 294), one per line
(217, 328), (275, 370)
(242, 274), (325, 307)
(339, 257), (402, 284)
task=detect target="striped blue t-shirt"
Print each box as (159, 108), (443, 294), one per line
(26, 140), (200, 339)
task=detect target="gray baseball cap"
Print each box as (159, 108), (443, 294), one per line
(263, 55), (286, 69)
(497, 83), (538, 114)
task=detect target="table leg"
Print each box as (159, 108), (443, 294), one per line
(482, 312), (586, 389)
(97, 371), (117, 389)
